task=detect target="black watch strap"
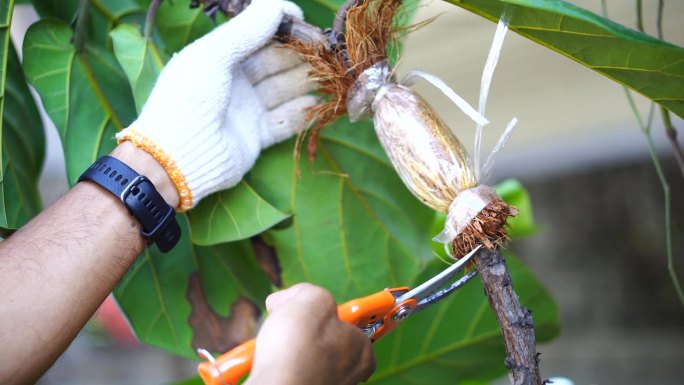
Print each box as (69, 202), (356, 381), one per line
(78, 156), (181, 252)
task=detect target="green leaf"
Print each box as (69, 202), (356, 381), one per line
(110, 23), (168, 113)
(0, 42), (45, 230)
(250, 119), (436, 301)
(1, 0), (44, 230)
(31, 0), (143, 48)
(155, 0), (214, 53)
(114, 216), (272, 358)
(293, 0), (419, 30)
(188, 182), (289, 246)
(495, 178), (536, 238)
(23, 19), (137, 185)
(293, 0), (342, 28)
(447, 0), (684, 119)
(169, 376), (204, 385)
(0, 0), (14, 229)
(368, 252), (559, 384)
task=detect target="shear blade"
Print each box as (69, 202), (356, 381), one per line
(394, 245), (482, 307)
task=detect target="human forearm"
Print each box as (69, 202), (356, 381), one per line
(0, 142), (178, 384)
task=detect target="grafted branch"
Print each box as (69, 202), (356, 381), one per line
(472, 248), (542, 385)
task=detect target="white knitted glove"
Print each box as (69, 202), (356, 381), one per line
(117, 0), (316, 211)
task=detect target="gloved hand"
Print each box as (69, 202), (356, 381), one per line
(116, 0), (316, 211)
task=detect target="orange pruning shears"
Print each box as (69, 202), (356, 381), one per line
(197, 245), (482, 385)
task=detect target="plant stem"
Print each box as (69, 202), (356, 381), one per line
(656, 0), (664, 39)
(74, 0), (91, 53)
(472, 248), (541, 385)
(630, 0), (684, 307)
(645, 133), (684, 308)
(660, 108), (684, 178)
(144, 0), (163, 40)
(635, 0), (644, 32)
(651, 0), (684, 179)
(624, 90), (684, 308)
(332, 0), (364, 40)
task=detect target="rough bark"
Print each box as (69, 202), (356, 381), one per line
(472, 248), (542, 385)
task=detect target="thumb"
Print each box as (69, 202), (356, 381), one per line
(264, 285), (300, 312)
(265, 283), (324, 312)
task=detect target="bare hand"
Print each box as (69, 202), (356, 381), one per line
(245, 283), (376, 385)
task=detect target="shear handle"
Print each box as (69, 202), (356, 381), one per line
(198, 287), (406, 385)
(337, 288), (403, 325)
(198, 339), (255, 385)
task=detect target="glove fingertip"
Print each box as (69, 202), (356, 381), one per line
(282, 1), (304, 20)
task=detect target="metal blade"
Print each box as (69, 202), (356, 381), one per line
(415, 270), (478, 311)
(394, 245), (481, 306)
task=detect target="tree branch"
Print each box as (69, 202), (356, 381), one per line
(660, 108), (684, 179)
(472, 248), (542, 385)
(74, 0), (91, 53)
(144, 0), (163, 40)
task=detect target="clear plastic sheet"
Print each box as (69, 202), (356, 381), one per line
(344, 11), (515, 246)
(433, 185), (498, 244)
(347, 60), (394, 122)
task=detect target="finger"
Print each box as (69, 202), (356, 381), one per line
(265, 282), (331, 312)
(261, 94), (318, 147)
(338, 322), (376, 384)
(358, 338), (377, 383)
(254, 63), (317, 110)
(242, 43), (304, 85)
(264, 284), (301, 312)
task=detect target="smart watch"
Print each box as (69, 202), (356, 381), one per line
(78, 156), (181, 252)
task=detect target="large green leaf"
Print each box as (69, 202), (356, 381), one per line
(110, 23), (167, 113)
(114, 216), (272, 358)
(188, 182), (289, 246)
(23, 19), (137, 185)
(31, 0), (143, 48)
(368, 252), (559, 384)
(250, 119), (436, 301)
(1, 42), (45, 230)
(1, 0), (44, 230)
(447, 0), (684, 119)
(0, 0), (13, 229)
(154, 0), (215, 53)
(294, 0), (342, 28)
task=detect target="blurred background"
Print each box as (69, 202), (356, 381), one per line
(10, 0), (684, 384)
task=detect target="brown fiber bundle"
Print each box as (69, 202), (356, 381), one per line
(451, 198), (518, 259)
(286, 0), (403, 160)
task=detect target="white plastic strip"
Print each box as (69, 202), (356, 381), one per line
(473, 11), (512, 182)
(482, 117), (518, 181)
(400, 70), (489, 127)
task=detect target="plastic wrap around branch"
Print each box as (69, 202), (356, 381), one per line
(347, 61), (482, 215)
(433, 185), (498, 244)
(348, 60), (395, 122)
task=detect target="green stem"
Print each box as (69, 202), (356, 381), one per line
(656, 0), (664, 39)
(624, 90), (684, 308)
(649, 0), (684, 179)
(74, 0), (90, 53)
(660, 108), (684, 178)
(635, 0), (644, 32)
